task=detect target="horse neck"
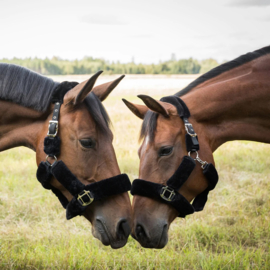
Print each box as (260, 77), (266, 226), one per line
(182, 55), (270, 152)
(0, 100), (51, 152)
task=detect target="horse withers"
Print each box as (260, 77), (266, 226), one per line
(123, 46), (270, 248)
(0, 64), (132, 249)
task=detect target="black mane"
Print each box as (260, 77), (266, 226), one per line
(175, 45), (270, 97)
(141, 46), (270, 141)
(0, 63), (59, 111)
(0, 63), (111, 135)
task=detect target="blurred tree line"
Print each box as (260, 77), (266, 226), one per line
(0, 56), (219, 75)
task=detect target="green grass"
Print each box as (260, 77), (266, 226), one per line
(0, 77), (270, 269)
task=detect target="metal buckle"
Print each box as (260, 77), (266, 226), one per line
(77, 190), (94, 206)
(47, 120), (58, 137)
(185, 123), (197, 137)
(160, 186), (175, 201)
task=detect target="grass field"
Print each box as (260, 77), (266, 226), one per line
(0, 75), (269, 269)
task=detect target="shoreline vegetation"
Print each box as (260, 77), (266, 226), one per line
(0, 56), (219, 75)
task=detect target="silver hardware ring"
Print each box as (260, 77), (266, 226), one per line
(46, 155), (57, 167)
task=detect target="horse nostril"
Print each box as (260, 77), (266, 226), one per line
(117, 219), (131, 238)
(135, 224), (147, 239)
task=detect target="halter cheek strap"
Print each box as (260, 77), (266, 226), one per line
(131, 95), (219, 217)
(36, 81), (131, 220)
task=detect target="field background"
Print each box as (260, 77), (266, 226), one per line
(0, 74), (269, 269)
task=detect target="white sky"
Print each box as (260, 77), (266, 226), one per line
(1, 0), (270, 63)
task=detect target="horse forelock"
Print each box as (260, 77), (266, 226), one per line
(139, 110), (158, 142)
(84, 92), (112, 137)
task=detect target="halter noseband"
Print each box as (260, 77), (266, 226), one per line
(131, 95), (218, 218)
(36, 82), (131, 220)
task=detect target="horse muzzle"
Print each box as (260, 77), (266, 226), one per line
(132, 220), (169, 249)
(93, 217), (131, 249)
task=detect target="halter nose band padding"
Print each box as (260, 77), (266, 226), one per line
(131, 179), (195, 217)
(37, 160), (131, 220)
(65, 173), (131, 220)
(50, 161), (131, 220)
(131, 156), (196, 217)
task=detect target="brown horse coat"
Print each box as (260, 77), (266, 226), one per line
(124, 46), (270, 248)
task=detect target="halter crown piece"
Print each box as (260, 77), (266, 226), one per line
(131, 95), (219, 218)
(36, 82), (131, 220)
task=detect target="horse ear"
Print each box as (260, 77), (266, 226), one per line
(137, 95), (169, 117)
(93, 75), (125, 101)
(74, 71), (103, 105)
(122, 99), (148, 119)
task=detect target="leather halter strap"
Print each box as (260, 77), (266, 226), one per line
(36, 81), (131, 219)
(131, 95), (219, 217)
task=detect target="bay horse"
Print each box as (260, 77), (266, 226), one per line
(0, 64), (132, 249)
(123, 45), (270, 248)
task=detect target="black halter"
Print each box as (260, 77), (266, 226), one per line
(131, 95), (218, 218)
(36, 82), (131, 220)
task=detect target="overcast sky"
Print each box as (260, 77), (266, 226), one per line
(1, 0), (269, 63)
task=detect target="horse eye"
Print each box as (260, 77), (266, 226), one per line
(158, 146), (173, 156)
(79, 139), (96, 149)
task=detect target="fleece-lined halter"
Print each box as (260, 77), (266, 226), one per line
(131, 95), (218, 218)
(36, 82), (131, 220)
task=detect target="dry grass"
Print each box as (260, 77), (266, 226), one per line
(0, 74), (269, 269)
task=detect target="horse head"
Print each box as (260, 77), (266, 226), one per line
(123, 95), (215, 248)
(36, 72), (132, 249)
